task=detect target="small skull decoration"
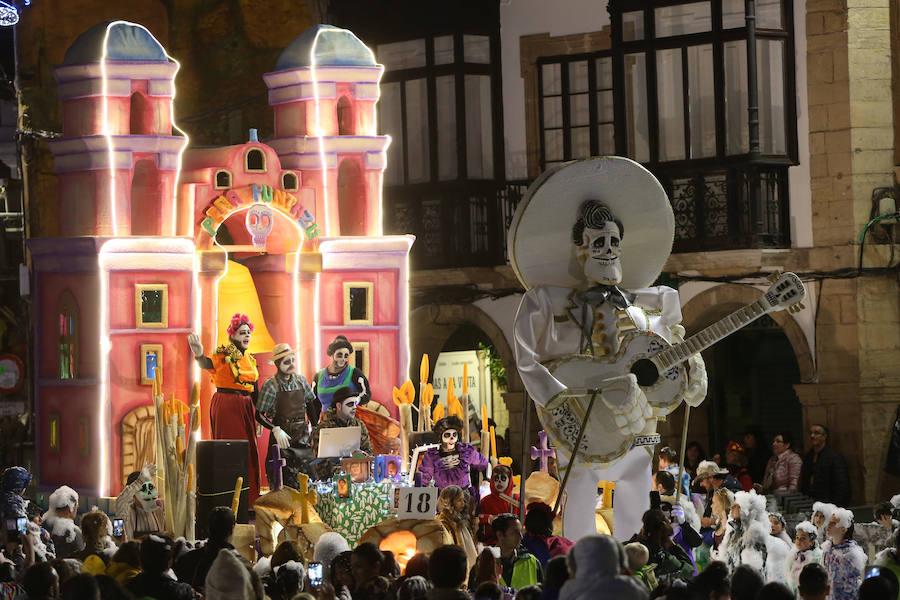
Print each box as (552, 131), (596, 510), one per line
(137, 480), (160, 513)
(245, 204), (274, 249)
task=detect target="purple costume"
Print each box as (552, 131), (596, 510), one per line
(416, 442), (489, 496)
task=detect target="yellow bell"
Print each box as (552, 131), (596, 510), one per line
(216, 260), (275, 354)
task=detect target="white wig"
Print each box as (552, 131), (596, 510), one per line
(812, 502), (836, 521)
(48, 485), (79, 512)
(890, 494), (900, 510)
(832, 507), (854, 530)
(733, 490), (768, 525)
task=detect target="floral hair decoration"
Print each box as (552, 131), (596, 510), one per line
(227, 313), (254, 338)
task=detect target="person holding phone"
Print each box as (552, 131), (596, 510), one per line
(0, 467), (31, 539)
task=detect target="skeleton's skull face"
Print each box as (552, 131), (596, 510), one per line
(277, 355), (296, 376)
(245, 205), (274, 249)
(577, 221), (623, 285)
(492, 469), (510, 492)
(441, 429), (459, 452)
(137, 480), (159, 513)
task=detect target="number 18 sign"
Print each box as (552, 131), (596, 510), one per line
(396, 486), (438, 519)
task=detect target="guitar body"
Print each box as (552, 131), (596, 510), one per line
(539, 330), (687, 465)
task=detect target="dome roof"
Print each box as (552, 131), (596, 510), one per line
(63, 21), (169, 66)
(275, 25), (376, 71)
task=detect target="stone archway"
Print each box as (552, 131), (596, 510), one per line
(681, 283), (815, 382)
(120, 405), (156, 490)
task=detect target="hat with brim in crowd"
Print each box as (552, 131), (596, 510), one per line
(269, 343), (297, 364)
(507, 156), (675, 291)
(695, 460), (729, 480)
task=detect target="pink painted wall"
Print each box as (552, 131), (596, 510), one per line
(37, 271), (101, 380)
(317, 269), (399, 326)
(38, 386), (100, 490)
(61, 93), (172, 137)
(107, 271), (192, 330)
(273, 101), (308, 137)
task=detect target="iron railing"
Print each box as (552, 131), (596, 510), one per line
(385, 164), (790, 270)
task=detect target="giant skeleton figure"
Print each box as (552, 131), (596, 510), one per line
(510, 157), (708, 541)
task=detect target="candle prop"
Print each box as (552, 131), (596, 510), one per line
(490, 426), (498, 461)
(393, 381), (415, 472)
(432, 401), (444, 422)
(418, 355), (430, 433)
(231, 476), (243, 515)
(480, 404), (491, 461)
(446, 377), (464, 425)
(297, 473), (318, 524)
(530, 430), (556, 473)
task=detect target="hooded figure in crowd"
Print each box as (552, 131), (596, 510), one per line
(712, 489), (788, 584)
(0, 467), (30, 524)
(558, 534), (648, 600)
(784, 520), (823, 596)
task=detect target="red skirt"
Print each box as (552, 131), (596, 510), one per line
(210, 390), (260, 507)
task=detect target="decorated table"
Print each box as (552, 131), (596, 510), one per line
(315, 480), (396, 545)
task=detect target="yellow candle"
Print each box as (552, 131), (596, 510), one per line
(231, 476), (243, 515)
(447, 377), (455, 403)
(462, 363), (468, 395)
(490, 426), (497, 460)
(420, 354), (429, 385)
(481, 405), (488, 428)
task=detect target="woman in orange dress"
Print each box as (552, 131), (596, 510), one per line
(188, 313), (274, 506)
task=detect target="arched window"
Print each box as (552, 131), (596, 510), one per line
(58, 290), (78, 380)
(131, 159), (162, 236)
(337, 96), (354, 135)
(282, 172), (299, 191)
(215, 169), (232, 189)
(245, 148), (266, 172)
(338, 159), (366, 235)
(129, 92), (151, 135)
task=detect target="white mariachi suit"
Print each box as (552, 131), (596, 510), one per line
(515, 283), (685, 541)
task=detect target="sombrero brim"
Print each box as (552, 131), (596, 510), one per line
(508, 157), (674, 290)
(269, 349), (298, 364)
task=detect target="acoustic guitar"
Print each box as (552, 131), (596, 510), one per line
(538, 272), (807, 464)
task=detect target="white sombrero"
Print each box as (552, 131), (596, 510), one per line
(508, 157), (674, 290)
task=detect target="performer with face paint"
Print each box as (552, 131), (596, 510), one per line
(311, 336), (372, 425)
(114, 463), (165, 541)
(258, 343), (318, 488)
(188, 313), (268, 505)
(478, 463), (520, 542)
(416, 416), (492, 498)
(312, 386), (374, 456)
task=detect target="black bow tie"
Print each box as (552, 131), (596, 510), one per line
(577, 285), (631, 310)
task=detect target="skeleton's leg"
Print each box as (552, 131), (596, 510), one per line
(560, 463), (601, 541)
(595, 446), (652, 541)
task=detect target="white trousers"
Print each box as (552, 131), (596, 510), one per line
(559, 445), (652, 542)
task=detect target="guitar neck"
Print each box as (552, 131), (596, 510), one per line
(654, 299), (771, 370)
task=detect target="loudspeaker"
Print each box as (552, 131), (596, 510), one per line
(195, 440), (249, 539)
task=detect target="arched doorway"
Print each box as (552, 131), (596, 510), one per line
(337, 96), (354, 135)
(337, 159), (366, 235)
(130, 159), (162, 235)
(129, 92), (151, 135)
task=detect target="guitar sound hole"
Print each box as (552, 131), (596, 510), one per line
(631, 359), (659, 387)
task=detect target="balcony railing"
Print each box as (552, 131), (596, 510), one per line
(385, 163), (790, 270)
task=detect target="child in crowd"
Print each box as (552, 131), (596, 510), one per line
(822, 507), (867, 600)
(785, 521), (823, 596)
(437, 485), (477, 573)
(624, 541), (657, 591)
(769, 512), (792, 547)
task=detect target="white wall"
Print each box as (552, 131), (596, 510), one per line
(499, 0), (611, 180)
(498, 0), (814, 249)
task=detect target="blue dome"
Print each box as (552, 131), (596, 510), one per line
(63, 21), (169, 66)
(275, 25), (376, 71)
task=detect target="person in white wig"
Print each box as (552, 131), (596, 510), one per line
(712, 490), (788, 583)
(784, 520), (823, 596)
(822, 507), (866, 600)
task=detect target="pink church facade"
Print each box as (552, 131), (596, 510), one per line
(29, 22), (412, 497)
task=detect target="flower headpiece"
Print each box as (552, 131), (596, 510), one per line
(227, 313), (254, 338)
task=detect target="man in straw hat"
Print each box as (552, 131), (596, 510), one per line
(258, 342), (317, 489)
(509, 157), (708, 542)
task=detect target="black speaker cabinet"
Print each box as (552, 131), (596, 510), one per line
(195, 439), (248, 539)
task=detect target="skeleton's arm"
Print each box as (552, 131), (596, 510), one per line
(513, 287), (568, 408)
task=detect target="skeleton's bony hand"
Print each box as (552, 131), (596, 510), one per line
(272, 426), (291, 450)
(600, 373), (652, 436)
(669, 323), (708, 408)
(140, 463), (157, 481)
(187, 333), (204, 358)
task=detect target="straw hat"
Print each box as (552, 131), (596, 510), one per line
(269, 343), (297, 364)
(507, 157), (674, 291)
(695, 460), (729, 480)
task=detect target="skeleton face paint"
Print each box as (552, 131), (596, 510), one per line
(441, 429), (459, 452)
(277, 355), (296, 376)
(137, 480), (159, 513)
(232, 324), (252, 352)
(338, 397), (358, 421)
(332, 349), (351, 370)
(492, 470), (510, 492)
(577, 221), (623, 285)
